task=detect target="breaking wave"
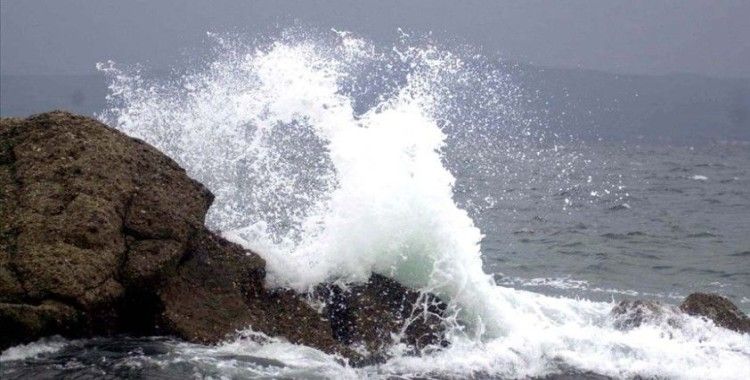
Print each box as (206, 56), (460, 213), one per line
(96, 30), (750, 379)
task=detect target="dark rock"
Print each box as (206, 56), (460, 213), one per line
(609, 299), (680, 330)
(318, 273), (448, 361)
(610, 294), (750, 335)
(679, 293), (750, 334)
(0, 300), (83, 349)
(156, 228), (354, 359)
(0, 111), (447, 364)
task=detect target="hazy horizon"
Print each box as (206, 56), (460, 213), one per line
(1, 1), (748, 142)
(1, 0), (749, 78)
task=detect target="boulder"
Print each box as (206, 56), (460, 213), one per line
(609, 293), (749, 334)
(1, 110), (214, 347)
(0, 111), (447, 364)
(318, 273), (448, 361)
(680, 293), (750, 334)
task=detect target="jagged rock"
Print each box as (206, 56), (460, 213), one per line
(318, 273), (448, 360)
(0, 111), (447, 364)
(680, 293), (750, 334)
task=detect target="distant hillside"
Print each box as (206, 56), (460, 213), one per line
(1, 68), (748, 143)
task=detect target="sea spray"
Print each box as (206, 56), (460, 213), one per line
(98, 31), (501, 330)
(99, 30), (750, 379)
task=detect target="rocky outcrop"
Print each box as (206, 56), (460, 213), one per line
(156, 228), (349, 357)
(318, 274), (448, 360)
(679, 293), (750, 333)
(0, 111), (447, 363)
(610, 293), (749, 334)
(1, 110), (214, 347)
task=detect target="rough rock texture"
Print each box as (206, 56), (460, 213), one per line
(319, 273), (448, 360)
(1, 111), (214, 347)
(0, 111), (447, 363)
(157, 228), (351, 358)
(679, 293), (750, 334)
(609, 299), (680, 330)
(610, 294), (749, 334)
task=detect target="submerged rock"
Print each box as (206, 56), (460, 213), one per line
(610, 293), (749, 334)
(679, 293), (750, 334)
(0, 111), (446, 363)
(609, 299), (680, 330)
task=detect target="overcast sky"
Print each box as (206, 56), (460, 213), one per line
(1, 0), (749, 77)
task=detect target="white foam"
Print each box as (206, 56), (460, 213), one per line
(497, 275), (686, 301)
(173, 329), (360, 379)
(99, 30), (750, 379)
(0, 337), (68, 362)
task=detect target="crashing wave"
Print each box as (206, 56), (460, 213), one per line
(97, 30), (750, 379)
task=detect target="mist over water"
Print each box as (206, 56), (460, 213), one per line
(20, 30), (746, 378)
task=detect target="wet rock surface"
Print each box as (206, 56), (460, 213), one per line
(1, 111), (213, 348)
(0, 111), (447, 364)
(679, 293), (750, 334)
(318, 273), (448, 361)
(609, 299), (680, 330)
(610, 293), (749, 334)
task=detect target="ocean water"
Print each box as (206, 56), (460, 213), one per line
(472, 143), (750, 308)
(2, 31), (749, 379)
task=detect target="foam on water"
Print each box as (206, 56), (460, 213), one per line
(96, 30), (750, 378)
(0, 337), (68, 362)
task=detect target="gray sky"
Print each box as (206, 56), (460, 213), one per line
(1, 0), (749, 77)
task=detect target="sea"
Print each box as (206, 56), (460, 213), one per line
(2, 30), (749, 379)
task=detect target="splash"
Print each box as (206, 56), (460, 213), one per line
(99, 30), (750, 379)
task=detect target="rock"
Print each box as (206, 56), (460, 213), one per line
(680, 293), (750, 334)
(318, 273), (448, 361)
(0, 111), (214, 347)
(0, 111), (447, 363)
(0, 301), (83, 349)
(609, 299), (680, 330)
(609, 294), (750, 335)
(157, 228), (353, 358)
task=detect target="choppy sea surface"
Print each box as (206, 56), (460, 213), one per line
(473, 144), (750, 309)
(2, 31), (749, 379)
